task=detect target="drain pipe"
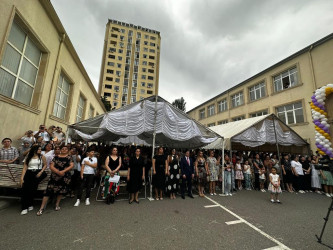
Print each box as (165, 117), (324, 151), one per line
(308, 45), (317, 91)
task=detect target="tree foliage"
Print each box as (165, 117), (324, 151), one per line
(172, 97), (186, 112)
(100, 96), (112, 112)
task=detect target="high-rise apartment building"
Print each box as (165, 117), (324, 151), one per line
(98, 19), (161, 109)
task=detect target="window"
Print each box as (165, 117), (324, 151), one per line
(148, 69), (154, 73)
(140, 89), (145, 94)
(276, 102), (304, 125)
(121, 29), (125, 33)
(0, 22), (42, 106)
(250, 110), (268, 118)
(218, 120), (228, 125)
(104, 92), (111, 97)
(231, 92), (244, 108)
(249, 82), (266, 101)
(53, 73), (70, 120)
(133, 73), (137, 80)
(113, 93), (118, 100)
(232, 116), (245, 121)
(88, 106), (94, 118)
(149, 55), (155, 59)
(144, 35), (149, 39)
(137, 32), (141, 39)
(141, 82), (146, 87)
(116, 71), (121, 77)
(150, 36), (156, 40)
(208, 123), (215, 127)
(113, 101), (118, 107)
(218, 99), (227, 112)
(207, 104), (215, 116)
(128, 30), (133, 36)
(147, 90), (153, 94)
(107, 62), (114, 66)
(115, 78), (120, 83)
(144, 41), (148, 45)
(149, 49), (155, 53)
(143, 54), (147, 58)
(105, 84), (112, 89)
(76, 95), (85, 122)
(108, 55), (115, 59)
(118, 56), (122, 61)
(144, 47), (148, 52)
(148, 76), (154, 80)
(132, 80), (137, 87)
(117, 63), (122, 68)
(141, 75), (146, 80)
(118, 49), (123, 54)
(123, 87), (128, 94)
(122, 94), (127, 101)
(131, 96), (136, 103)
(119, 42), (124, 48)
(131, 87), (137, 95)
(114, 86), (119, 92)
(273, 67), (298, 92)
(142, 61), (147, 66)
(106, 69), (113, 74)
(199, 109), (205, 120)
(111, 34), (117, 38)
(108, 48), (116, 53)
(150, 42), (155, 47)
(124, 79), (129, 86)
(147, 83), (153, 88)
(106, 77), (113, 81)
(142, 68), (146, 73)
(119, 37), (124, 42)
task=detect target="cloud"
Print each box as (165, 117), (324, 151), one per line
(51, 0), (333, 111)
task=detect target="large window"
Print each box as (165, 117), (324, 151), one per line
(276, 102), (304, 125)
(273, 67), (298, 92)
(250, 110), (268, 118)
(53, 73), (70, 120)
(0, 22), (42, 106)
(232, 116), (245, 121)
(249, 82), (265, 101)
(199, 109), (205, 120)
(207, 123), (215, 127)
(231, 92), (244, 108)
(207, 104), (215, 116)
(76, 95), (85, 122)
(218, 120), (228, 125)
(218, 99), (227, 112)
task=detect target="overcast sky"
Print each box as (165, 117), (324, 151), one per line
(51, 0), (333, 111)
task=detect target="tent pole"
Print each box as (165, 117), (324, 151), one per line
(272, 115), (281, 165)
(220, 139), (225, 196)
(65, 127), (69, 144)
(148, 95), (158, 201)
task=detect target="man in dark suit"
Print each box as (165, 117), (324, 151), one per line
(180, 150), (195, 199)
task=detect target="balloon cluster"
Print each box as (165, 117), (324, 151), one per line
(310, 83), (333, 158)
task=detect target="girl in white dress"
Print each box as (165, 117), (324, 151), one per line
(268, 167), (282, 203)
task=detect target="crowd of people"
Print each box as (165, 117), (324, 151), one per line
(0, 124), (333, 216)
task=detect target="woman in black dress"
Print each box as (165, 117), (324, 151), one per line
(166, 149), (180, 199)
(153, 147), (168, 200)
(37, 145), (73, 215)
(281, 154), (294, 192)
(127, 148), (145, 203)
(104, 147), (122, 204)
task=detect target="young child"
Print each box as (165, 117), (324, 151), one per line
(243, 160), (252, 190)
(259, 164), (266, 192)
(268, 166), (282, 203)
(235, 159), (244, 190)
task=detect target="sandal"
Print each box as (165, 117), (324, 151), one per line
(160, 197), (163, 200)
(36, 209), (44, 216)
(55, 206), (61, 211)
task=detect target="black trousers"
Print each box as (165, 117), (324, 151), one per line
(71, 170), (80, 193)
(77, 174), (94, 199)
(254, 173), (260, 190)
(294, 174), (305, 191)
(21, 170), (41, 210)
(181, 174), (192, 196)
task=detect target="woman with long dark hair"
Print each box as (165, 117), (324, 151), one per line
(20, 145), (47, 215)
(152, 147), (168, 200)
(37, 145), (73, 215)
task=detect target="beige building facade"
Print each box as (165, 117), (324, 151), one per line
(187, 34), (333, 152)
(98, 19), (161, 109)
(0, 0), (106, 147)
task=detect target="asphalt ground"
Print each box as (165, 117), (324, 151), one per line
(0, 188), (332, 250)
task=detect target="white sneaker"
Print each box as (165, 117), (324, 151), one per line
(74, 199), (80, 207)
(21, 209), (28, 215)
(210, 193), (214, 196)
(330, 193), (333, 197)
(85, 198), (90, 206)
(325, 193), (331, 197)
(28, 206), (33, 211)
(228, 193), (232, 196)
(213, 193), (217, 195)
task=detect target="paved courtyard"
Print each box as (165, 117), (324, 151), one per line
(0, 189), (332, 250)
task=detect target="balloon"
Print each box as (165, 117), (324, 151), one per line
(320, 141), (325, 145)
(322, 121), (327, 125)
(324, 144), (330, 148)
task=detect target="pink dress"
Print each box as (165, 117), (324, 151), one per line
(235, 164), (244, 180)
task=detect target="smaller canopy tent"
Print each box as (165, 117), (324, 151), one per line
(204, 114), (309, 154)
(68, 96), (221, 149)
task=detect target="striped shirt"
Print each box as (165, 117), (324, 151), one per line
(0, 147), (19, 162)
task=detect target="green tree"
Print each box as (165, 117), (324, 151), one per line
(100, 96), (112, 111)
(172, 97), (186, 112)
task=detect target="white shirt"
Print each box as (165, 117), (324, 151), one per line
(53, 131), (65, 141)
(72, 155), (81, 171)
(34, 131), (50, 142)
(270, 173), (279, 183)
(243, 164), (251, 174)
(291, 160), (304, 175)
(81, 156), (97, 174)
(41, 150), (54, 168)
(26, 158), (42, 170)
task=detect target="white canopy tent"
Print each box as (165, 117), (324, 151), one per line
(68, 96), (223, 199)
(204, 114), (309, 154)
